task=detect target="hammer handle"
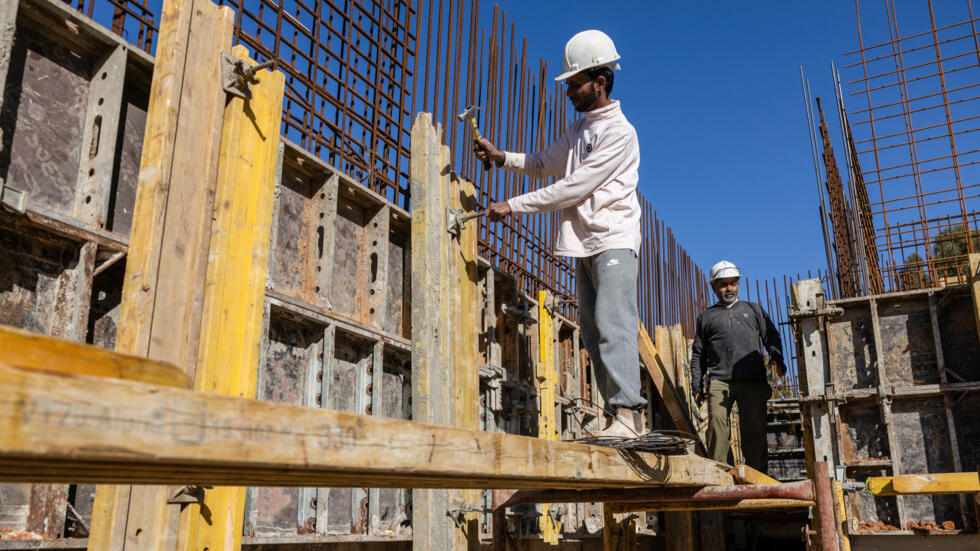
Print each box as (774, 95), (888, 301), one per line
(468, 118), (491, 170)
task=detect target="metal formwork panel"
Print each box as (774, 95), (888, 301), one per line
(793, 279), (980, 537)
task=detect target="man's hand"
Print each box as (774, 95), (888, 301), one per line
(694, 392), (703, 406)
(474, 138), (505, 167)
(768, 358), (787, 378)
(488, 201), (511, 221)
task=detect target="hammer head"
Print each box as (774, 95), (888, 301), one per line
(457, 105), (480, 122)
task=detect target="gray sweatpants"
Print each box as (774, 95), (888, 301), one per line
(577, 249), (647, 411)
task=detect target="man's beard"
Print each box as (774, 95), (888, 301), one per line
(719, 290), (738, 304)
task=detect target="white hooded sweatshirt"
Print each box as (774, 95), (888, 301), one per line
(504, 100), (641, 258)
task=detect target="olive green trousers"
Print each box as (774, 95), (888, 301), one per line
(705, 378), (771, 473)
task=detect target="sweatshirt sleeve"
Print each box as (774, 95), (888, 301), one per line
(690, 314), (705, 397)
(507, 125), (637, 215)
(761, 308), (785, 365)
(502, 131), (571, 180)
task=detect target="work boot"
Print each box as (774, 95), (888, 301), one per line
(593, 407), (646, 438)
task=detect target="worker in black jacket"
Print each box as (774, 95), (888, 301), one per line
(691, 260), (786, 473)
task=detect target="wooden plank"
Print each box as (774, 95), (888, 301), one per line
(88, 0), (235, 548)
(451, 172), (480, 550)
(729, 465), (780, 486)
(174, 44), (284, 551)
(0, 324), (189, 387)
(638, 322), (705, 455)
(410, 113), (456, 550)
(970, 253), (980, 342)
(537, 290), (559, 545)
(0, 364), (733, 489)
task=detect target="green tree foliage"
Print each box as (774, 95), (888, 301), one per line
(899, 252), (929, 290)
(932, 224), (980, 280)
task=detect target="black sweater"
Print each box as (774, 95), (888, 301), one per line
(689, 300), (784, 395)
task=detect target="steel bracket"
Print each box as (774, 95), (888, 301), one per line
(0, 183), (27, 213)
(221, 53), (274, 100)
(168, 485), (210, 504)
(501, 302), (536, 323)
(788, 306), (844, 321)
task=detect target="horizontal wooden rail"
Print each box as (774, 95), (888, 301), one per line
(0, 324), (189, 388)
(0, 363), (732, 489)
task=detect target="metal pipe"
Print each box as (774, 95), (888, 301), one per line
(498, 480), (814, 509)
(813, 461), (840, 551)
(606, 498), (814, 513)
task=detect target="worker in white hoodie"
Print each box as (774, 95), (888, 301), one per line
(474, 30), (645, 438)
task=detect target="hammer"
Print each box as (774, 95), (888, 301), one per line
(457, 105), (492, 170)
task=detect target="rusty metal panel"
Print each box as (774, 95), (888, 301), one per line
(105, 84), (147, 236)
(325, 330), (374, 534)
(839, 402), (890, 463)
(0, 31), (89, 215)
(876, 297), (938, 386)
(87, 259), (124, 349)
(891, 398), (959, 525)
(331, 194), (370, 322)
(951, 393), (980, 487)
(253, 310), (325, 536)
(271, 166), (317, 302)
(937, 291), (980, 383)
(826, 304), (877, 390)
(0, 213), (86, 336)
(378, 348), (411, 534)
(384, 217), (409, 339)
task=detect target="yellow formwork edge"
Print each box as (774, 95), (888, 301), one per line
(537, 290), (560, 544)
(176, 44), (285, 551)
(833, 481), (851, 551)
(866, 472), (980, 496)
(729, 464), (780, 486)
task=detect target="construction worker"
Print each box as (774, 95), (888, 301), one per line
(473, 30), (645, 438)
(691, 260), (786, 473)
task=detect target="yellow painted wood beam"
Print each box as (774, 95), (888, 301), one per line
(537, 290), (559, 545)
(0, 325), (188, 388)
(0, 363), (732, 489)
(638, 322), (706, 456)
(451, 170), (481, 550)
(174, 44), (284, 551)
(970, 253), (980, 342)
(729, 464), (780, 486)
(866, 472), (980, 496)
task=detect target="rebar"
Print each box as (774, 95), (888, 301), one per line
(72, 0), (713, 335)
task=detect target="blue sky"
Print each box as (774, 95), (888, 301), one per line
(481, 1), (864, 285)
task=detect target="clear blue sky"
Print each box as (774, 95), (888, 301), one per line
(482, 1), (866, 286)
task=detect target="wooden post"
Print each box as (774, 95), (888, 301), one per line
(411, 113), (481, 550)
(174, 44), (284, 551)
(970, 254), (980, 340)
(451, 168), (480, 550)
(537, 290), (559, 544)
(88, 0), (234, 548)
(661, 325), (697, 551)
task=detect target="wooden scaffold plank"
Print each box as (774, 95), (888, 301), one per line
(0, 362), (732, 489)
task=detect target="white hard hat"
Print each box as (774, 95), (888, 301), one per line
(709, 260), (741, 283)
(555, 30), (622, 82)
